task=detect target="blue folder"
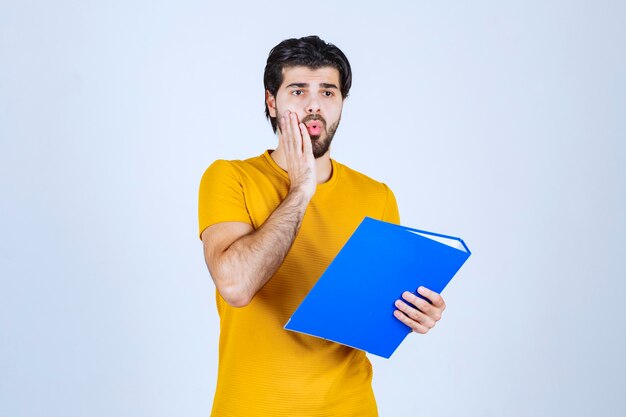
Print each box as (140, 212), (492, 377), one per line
(284, 216), (471, 358)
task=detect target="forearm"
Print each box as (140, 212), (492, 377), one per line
(213, 187), (310, 306)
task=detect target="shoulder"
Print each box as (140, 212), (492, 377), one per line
(203, 154), (265, 172)
(334, 160), (394, 195)
(201, 154), (267, 181)
(331, 160), (400, 224)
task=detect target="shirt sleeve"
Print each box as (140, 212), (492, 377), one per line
(381, 184), (401, 225)
(198, 159), (252, 239)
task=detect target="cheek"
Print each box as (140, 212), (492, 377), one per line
(328, 107), (342, 123)
(273, 101), (290, 118)
(276, 105), (303, 121)
(327, 100), (343, 114)
(275, 93), (297, 111)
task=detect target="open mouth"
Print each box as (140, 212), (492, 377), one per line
(305, 120), (323, 136)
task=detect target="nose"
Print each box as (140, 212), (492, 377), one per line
(306, 96), (321, 114)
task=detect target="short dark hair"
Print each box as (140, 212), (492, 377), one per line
(263, 35), (352, 133)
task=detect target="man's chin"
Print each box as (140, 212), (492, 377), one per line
(310, 132), (333, 158)
(312, 144), (330, 159)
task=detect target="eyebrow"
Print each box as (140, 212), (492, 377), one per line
(285, 82), (339, 89)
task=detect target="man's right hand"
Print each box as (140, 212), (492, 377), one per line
(202, 111), (318, 307)
(278, 111), (317, 200)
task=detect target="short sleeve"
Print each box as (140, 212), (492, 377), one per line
(198, 160), (252, 239)
(381, 184), (400, 225)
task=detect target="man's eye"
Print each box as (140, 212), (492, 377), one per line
(323, 91), (334, 97)
(292, 90), (304, 96)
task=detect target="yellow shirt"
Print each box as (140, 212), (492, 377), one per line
(198, 151), (400, 417)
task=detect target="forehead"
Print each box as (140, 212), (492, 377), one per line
(280, 66), (340, 88)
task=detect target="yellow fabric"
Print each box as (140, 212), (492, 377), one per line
(198, 151), (400, 417)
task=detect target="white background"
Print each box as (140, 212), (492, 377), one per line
(1, 1), (625, 416)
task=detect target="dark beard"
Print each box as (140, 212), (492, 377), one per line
(302, 115), (341, 159)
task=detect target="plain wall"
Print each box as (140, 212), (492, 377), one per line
(1, 1), (625, 416)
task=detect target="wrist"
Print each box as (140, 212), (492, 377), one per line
(288, 184), (314, 204)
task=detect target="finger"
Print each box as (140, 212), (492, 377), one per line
(289, 112), (303, 153)
(417, 286), (446, 310)
(299, 122), (313, 157)
(393, 309), (430, 334)
(403, 291), (443, 322)
(279, 115), (292, 154)
(394, 299), (436, 329)
(401, 291), (432, 314)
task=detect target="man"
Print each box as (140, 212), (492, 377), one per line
(198, 35), (446, 416)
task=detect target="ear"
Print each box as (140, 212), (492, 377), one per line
(265, 90), (277, 118)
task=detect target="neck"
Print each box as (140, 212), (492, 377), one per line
(270, 146), (333, 184)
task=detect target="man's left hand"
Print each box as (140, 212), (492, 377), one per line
(393, 286), (446, 334)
